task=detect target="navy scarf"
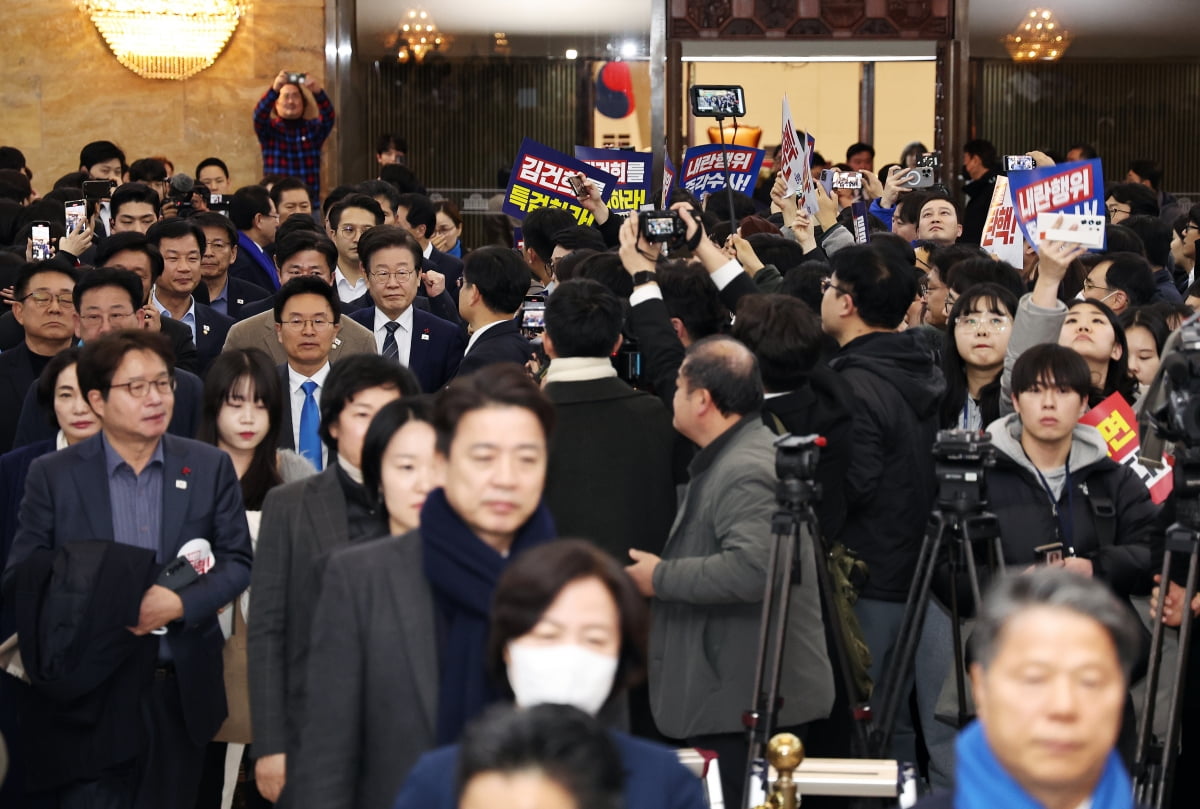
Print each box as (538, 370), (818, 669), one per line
(420, 487), (556, 744)
(955, 720), (1132, 809)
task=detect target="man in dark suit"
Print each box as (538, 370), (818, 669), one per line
(94, 232), (201, 374)
(348, 226), (465, 393)
(455, 246), (532, 377)
(228, 185), (281, 292)
(4, 329), (252, 808)
(147, 219), (236, 376)
(395, 192), (464, 302)
(192, 212), (270, 321)
(0, 262), (79, 453)
(248, 355), (417, 806)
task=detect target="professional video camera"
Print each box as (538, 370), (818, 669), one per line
(932, 429), (996, 512)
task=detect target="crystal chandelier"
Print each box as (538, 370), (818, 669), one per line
(80, 0), (248, 80)
(1003, 8), (1072, 62)
(393, 8), (446, 63)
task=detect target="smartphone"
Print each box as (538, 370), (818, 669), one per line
(83, 179), (115, 200)
(521, 296), (546, 335)
(1034, 542), (1064, 565)
(831, 170), (862, 190)
(1005, 154), (1035, 172)
(567, 174), (588, 199)
(65, 199), (87, 234)
(689, 85), (746, 118)
(897, 167), (935, 189)
(31, 221), (53, 260)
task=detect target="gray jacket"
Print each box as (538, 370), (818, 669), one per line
(649, 416), (834, 737)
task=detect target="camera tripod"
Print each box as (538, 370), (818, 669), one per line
(867, 433), (1006, 760)
(1135, 444), (1200, 809)
(741, 435), (871, 809)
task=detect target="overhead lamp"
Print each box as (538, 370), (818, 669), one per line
(1003, 8), (1072, 62)
(79, 0), (247, 80)
(392, 7), (447, 63)
(565, 48), (578, 60)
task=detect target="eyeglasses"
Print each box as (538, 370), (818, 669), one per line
(281, 317), (334, 330)
(337, 224), (373, 237)
(110, 375), (176, 398)
(80, 310), (136, 327)
(1082, 277), (1114, 293)
(1185, 224), (1200, 234)
(820, 277), (852, 297)
(942, 293), (958, 314)
(1106, 205), (1131, 217)
(369, 269), (417, 283)
(954, 315), (1011, 333)
(19, 291), (74, 309)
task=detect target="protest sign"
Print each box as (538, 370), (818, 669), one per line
(679, 143), (765, 198)
(1007, 158), (1105, 252)
(1079, 392), (1173, 503)
(574, 146), (652, 213)
(662, 156), (677, 208)
(979, 175), (1025, 267)
(503, 138), (618, 226)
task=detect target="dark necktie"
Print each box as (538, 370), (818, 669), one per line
(382, 320), (401, 362)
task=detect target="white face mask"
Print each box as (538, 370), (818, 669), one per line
(506, 642), (619, 716)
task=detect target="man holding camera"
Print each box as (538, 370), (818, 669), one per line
(253, 69), (335, 203)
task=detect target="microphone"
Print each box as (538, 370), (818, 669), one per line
(168, 173), (195, 201)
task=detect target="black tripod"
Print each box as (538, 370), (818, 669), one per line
(712, 113), (739, 228)
(867, 431), (1005, 759)
(741, 434), (869, 809)
(1136, 448), (1200, 808)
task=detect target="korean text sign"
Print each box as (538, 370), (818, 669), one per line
(504, 138), (618, 226)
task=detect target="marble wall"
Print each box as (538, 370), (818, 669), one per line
(1, 0), (330, 194)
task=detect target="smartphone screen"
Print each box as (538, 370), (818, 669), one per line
(65, 199), (86, 234)
(31, 222), (53, 260)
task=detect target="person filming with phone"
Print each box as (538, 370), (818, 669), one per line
(253, 69), (336, 204)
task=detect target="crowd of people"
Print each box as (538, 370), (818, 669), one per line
(0, 67), (1198, 809)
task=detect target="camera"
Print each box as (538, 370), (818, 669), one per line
(774, 434), (823, 483)
(897, 167), (935, 189)
(689, 85), (746, 118)
(1005, 154), (1035, 172)
(933, 429), (995, 511)
(639, 209), (687, 245)
(286, 71), (306, 85)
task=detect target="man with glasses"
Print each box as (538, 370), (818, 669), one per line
(229, 185), (282, 293)
(327, 193), (386, 306)
(191, 212), (270, 322)
(1081, 251), (1156, 315)
(348, 226), (464, 392)
(221, 231), (377, 365)
(5, 328), (252, 809)
(274, 276), (344, 470)
(1104, 182), (1159, 225)
(0, 262), (79, 453)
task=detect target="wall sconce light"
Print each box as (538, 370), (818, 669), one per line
(80, 0), (247, 80)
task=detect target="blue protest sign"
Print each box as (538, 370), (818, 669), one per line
(504, 138), (618, 226)
(679, 144), (765, 198)
(1006, 158), (1105, 251)
(574, 146), (652, 212)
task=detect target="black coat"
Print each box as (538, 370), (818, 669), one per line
(454, 319), (531, 377)
(829, 331), (945, 601)
(543, 376), (679, 559)
(0, 342), (44, 455)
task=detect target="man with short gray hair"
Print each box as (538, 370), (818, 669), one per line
(625, 335), (834, 805)
(917, 567), (1141, 809)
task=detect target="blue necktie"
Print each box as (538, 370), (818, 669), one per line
(382, 321), (401, 362)
(299, 380), (323, 471)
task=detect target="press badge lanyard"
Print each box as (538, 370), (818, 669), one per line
(1030, 458), (1076, 556)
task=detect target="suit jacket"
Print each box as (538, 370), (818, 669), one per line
(247, 467), (354, 761)
(192, 302), (235, 377)
(0, 342), (42, 454)
(290, 532), (438, 809)
(160, 315), (201, 374)
(361, 288), (463, 327)
(543, 376), (678, 559)
(222, 309), (377, 366)
(12, 366), (205, 448)
(5, 433), (253, 746)
(348, 306), (466, 393)
(230, 232), (279, 292)
(194, 276), (271, 322)
(0, 311), (24, 352)
(454, 319), (531, 378)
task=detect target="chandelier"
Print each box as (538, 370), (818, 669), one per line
(1003, 8), (1072, 62)
(79, 0), (247, 80)
(393, 8), (446, 63)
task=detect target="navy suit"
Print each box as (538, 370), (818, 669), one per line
(191, 302), (235, 376)
(0, 342), (44, 454)
(6, 433), (253, 748)
(424, 248), (463, 304)
(194, 276), (270, 322)
(230, 232), (279, 292)
(455, 319), (531, 378)
(348, 306), (466, 393)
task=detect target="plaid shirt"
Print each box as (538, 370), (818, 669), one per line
(253, 88), (336, 201)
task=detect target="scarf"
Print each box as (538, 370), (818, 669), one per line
(954, 720), (1132, 809)
(541, 356), (618, 386)
(420, 487), (556, 744)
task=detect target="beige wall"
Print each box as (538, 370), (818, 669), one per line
(688, 61), (935, 169)
(3, 0), (328, 191)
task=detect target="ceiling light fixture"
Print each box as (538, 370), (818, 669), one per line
(1003, 8), (1072, 62)
(79, 0), (247, 80)
(565, 48), (578, 61)
(391, 7), (446, 63)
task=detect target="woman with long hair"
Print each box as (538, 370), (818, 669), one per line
(940, 283), (1019, 430)
(1119, 305), (1171, 391)
(1058, 298), (1136, 407)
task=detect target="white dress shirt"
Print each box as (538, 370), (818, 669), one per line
(334, 268), (368, 303)
(373, 305), (415, 367)
(288, 361), (331, 469)
(463, 319), (505, 356)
